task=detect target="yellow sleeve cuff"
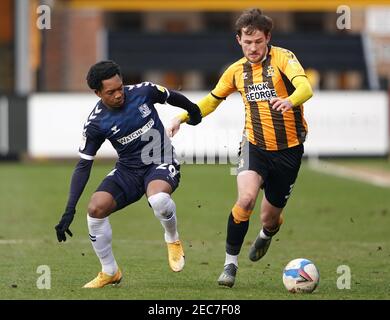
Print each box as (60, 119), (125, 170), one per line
(178, 93), (223, 124)
(178, 112), (189, 123)
(289, 76), (313, 107)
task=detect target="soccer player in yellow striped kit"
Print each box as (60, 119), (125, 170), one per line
(168, 8), (314, 287)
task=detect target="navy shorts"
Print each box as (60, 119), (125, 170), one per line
(96, 161), (180, 211)
(237, 139), (304, 208)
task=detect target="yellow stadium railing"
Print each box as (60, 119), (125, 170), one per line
(68, 0), (390, 12)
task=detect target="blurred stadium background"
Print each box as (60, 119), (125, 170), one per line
(0, 0), (390, 300)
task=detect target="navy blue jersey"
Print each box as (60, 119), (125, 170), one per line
(79, 82), (175, 168)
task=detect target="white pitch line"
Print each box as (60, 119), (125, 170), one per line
(0, 240), (26, 244)
(308, 159), (390, 188)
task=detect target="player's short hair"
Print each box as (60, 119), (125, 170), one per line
(235, 8), (273, 37)
(86, 60), (122, 91)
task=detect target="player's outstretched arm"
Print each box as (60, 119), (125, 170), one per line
(166, 92), (224, 137)
(167, 90), (202, 125)
(55, 158), (93, 242)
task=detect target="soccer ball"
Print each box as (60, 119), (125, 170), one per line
(282, 258), (319, 293)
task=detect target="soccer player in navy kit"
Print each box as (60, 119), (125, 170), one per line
(55, 60), (202, 288)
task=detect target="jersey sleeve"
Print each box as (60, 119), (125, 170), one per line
(78, 123), (105, 160)
(146, 82), (170, 104)
(278, 49), (307, 82)
(211, 65), (237, 98)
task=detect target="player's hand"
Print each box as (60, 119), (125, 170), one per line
(186, 104), (202, 126)
(55, 209), (75, 242)
(270, 98), (293, 114)
(166, 117), (182, 138)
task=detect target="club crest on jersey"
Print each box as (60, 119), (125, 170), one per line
(266, 66), (275, 77)
(138, 103), (152, 118)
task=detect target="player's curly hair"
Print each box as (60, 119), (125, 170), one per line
(235, 8), (273, 37)
(86, 60), (122, 91)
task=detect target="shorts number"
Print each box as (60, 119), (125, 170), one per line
(156, 163), (177, 176)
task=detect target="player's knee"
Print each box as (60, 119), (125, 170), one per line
(236, 195), (256, 212)
(87, 200), (110, 219)
(88, 192), (115, 218)
(148, 192), (175, 220)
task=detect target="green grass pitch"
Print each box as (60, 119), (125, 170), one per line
(0, 161), (389, 299)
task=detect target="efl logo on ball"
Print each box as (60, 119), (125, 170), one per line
(282, 258), (319, 293)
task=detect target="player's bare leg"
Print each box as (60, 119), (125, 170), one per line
(249, 195), (283, 262)
(147, 180), (185, 272)
(83, 191), (122, 288)
(218, 170), (261, 287)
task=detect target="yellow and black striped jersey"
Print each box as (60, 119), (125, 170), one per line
(212, 45), (308, 151)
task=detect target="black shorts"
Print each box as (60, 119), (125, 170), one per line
(237, 139), (304, 208)
(96, 161), (180, 211)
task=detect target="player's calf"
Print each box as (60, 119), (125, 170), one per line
(148, 192), (179, 243)
(148, 192), (185, 271)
